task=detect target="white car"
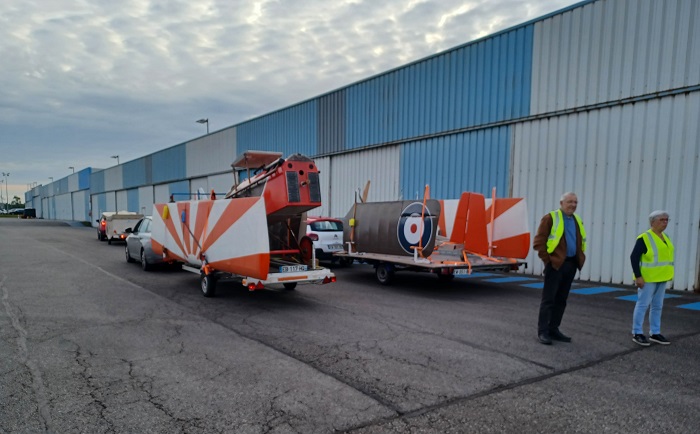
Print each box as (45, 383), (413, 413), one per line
(306, 217), (344, 262)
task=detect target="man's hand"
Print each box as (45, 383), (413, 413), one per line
(634, 277), (645, 288)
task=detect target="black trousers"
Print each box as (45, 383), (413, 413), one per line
(538, 260), (578, 334)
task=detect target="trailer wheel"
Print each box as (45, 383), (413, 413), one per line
(140, 249), (152, 271)
(108, 237), (112, 245)
(437, 273), (454, 283)
(375, 263), (395, 285)
(125, 245), (135, 263)
(283, 282), (297, 291)
(200, 273), (217, 297)
(97, 230), (101, 241)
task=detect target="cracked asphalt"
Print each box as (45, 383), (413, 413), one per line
(2, 218), (700, 433)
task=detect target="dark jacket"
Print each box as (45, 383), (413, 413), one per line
(533, 212), (586, 271)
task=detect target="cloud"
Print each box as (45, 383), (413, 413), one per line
(0, 0), (580, 201)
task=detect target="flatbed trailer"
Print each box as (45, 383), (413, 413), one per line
(335, 243), (525, 285)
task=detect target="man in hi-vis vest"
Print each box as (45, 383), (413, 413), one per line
(533, 192), (587, 345)
(630, 210), (674, 347)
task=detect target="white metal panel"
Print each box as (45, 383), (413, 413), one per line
(328, 146), (400, 219)
(68, 173), (79, 192)
(54, 193), (72, 220)
(103, 166), (123, 192)
(138, 186), (154, 216)
(190, 177), (209, 199)
(513, 92), (700, 291)
(208, 173), (235, 197)
(154, 184), (170, 204)
(115, 190), (128, 211)
(106, 192), (116, 213)
(308, 156), (330, 217)
(531, 0), (700, 115)
(72, 190), (89, 222)
(185, 128), (237, 178)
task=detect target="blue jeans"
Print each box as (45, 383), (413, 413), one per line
(632, 281), (668, 335)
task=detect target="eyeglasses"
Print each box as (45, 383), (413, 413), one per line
(659, 218), (669, 222)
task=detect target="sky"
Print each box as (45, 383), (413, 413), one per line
(0, 0), (583, 204)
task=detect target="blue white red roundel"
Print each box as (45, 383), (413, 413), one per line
(397, 202), (433, 254)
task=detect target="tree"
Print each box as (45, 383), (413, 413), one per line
(11, 196), (22, 206)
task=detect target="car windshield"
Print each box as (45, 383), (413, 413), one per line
(310, 220), (342, 231)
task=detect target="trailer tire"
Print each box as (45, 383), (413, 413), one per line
(125, 245), (135, 263)
(375, 263), (394, 285)
(200, 273), (217, 297)
(283, 282), (297, 291)
(437, 273), (454, 283)
(141, 249), (152, 271)
(108, 238), (112, 245)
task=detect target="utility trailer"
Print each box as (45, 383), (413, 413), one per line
(335, 189), (529, 285)
(97, 211), (144, 244)
(151, 151), (336, 297)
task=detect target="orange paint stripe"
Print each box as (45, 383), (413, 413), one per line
(201, 198), (260, 252)
(278, 275), (307, 282)
(176, 202), (192, 256)
(159, 204), (188, 258)
(449, 193), (470, 244)
(193, 201), (213, 257)
(486, 198), (522, 223)
(208, 252), (270, 280)
(491, 233), (531, 259)
(437, 199), (446, 237)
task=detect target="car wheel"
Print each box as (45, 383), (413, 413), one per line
(108, 238), (112, 245)
(283, 282), (297, 291)
(125, 245), (135, 263)
(200, 273), (217, 297)
(375, 263), (394, 285)
(141, 249), (152, 271)
(97, 230), (101, 241)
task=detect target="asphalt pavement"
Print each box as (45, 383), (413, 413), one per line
(1, 218), (699, 433)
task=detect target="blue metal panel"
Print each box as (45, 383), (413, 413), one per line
(90, 170), (106, 194)
(152, 145), (186, 183)
(318, 91), (346, 154)
(400, 125), (511, 200)
(236, 100), (317, 157)
(123, 158), (148, 189)
(344, 26), (533, 151)
(127, 189), (139, 212)
(169, 180), (191, 201)
(96, 193), (107, 216)
(78, 168), (92, 190)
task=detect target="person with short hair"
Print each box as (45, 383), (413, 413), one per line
(533, 192), (587, 345)
(630, 210), (674, 346)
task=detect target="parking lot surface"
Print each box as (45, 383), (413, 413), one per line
(2, 219), (700, 433)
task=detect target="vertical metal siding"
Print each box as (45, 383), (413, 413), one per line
(513, 92), (700, 291)
(71, 190), (89, 222)
(138, 186), (154, 216)
(168, 180), (191, 201)
(318, 91), (346, 154)
(123, 158), (148, 189)
(127, 189), (139, 212)
(78, 168), (91, 190)
(400, 126), (511, 201)
(208, 173), (235, 197)
(343, 26), (533, 150)
(236, 101), (316, 157)
(307, 157), (330, 217)
(185, 128), (237, 178)
(531, 0), (700, 115)
(152, 144), (187, 184)
(68, 173), (79, 192)
(90, 170), (106, 194)
(328, 146), (401, 218)
(104, 166), (124, 192)
(116, 190), (128, 211)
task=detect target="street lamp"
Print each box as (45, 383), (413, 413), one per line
(0, 179), (4, 208)
(196, 118), (209, 134)
(2, 172), (9, 212)
(111, 155), (120, 165)
(49, 177), (53, 182)
(69, 166), (75, 173)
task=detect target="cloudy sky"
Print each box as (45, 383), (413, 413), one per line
(0, 0), (582, 203)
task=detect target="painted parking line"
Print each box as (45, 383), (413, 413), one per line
(570, 286), (624, 295)
(677, 302), (700, 311)
(520, 282), (582, 289)
(455, 272), (499, 279)
(484, 277), (537, 284)
(616, 294), (682, 302)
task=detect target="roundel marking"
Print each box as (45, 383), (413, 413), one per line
(397, 202), (433, 254)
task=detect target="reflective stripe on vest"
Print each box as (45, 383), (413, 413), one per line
(546, 210), (587, 254)
(638, 230), (674, 282)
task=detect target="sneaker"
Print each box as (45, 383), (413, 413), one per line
(649, 334), (670, 345)
(632, 334), (650, 346)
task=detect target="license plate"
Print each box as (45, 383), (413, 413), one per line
(280, 265), (308, 273)
(328, 244), (344, 250)
(453, 269), (470, 275)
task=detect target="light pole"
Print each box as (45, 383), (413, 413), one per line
(69, 166), (75, 173)
(2, 172), (9, 211)
(111, 155), (120, 165)
(0, 179), (4, 209)
(196, 118), (209, 134)
(49, 177), (53, 182)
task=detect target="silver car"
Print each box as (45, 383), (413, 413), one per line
(125, 216), (164, 271)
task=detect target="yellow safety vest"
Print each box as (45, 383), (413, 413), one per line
(546, 210), (587, 254)
(637, 229), (674, 282)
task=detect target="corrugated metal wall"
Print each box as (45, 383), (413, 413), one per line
(236, 101), (317, 157)
(209, 173), (235, 197)
(54, 193), (72, 220)
(103, 166), (123, 193)
(123, 158), (149, 189)
(138, 186), (154, 216)
(152, 144), (187, 184)
(400, 126), (511, 201)
(531, 0), (700, 115)
(328, 146), (401, 218)
(513, 92), (700, 291)
(309, 156), (330, 217)
(72, 190), (89, 222)
(186, 128), (237, 178)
